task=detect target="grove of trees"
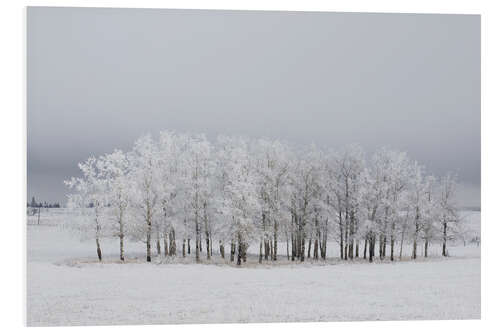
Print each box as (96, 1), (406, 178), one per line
(65, 131), (465, 265)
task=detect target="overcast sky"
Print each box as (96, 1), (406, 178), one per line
(27, 7), (480, 207)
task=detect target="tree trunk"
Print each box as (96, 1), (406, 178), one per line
(96, 237), (102, 261)
(259, 239), (263, 263)
(219, 240), (225, 259)
(344, 222), (348, 260)
(273, 220), (278, 261)
(349, 241), (353, 260)
(390, 234), (395, 261)
(442, 222), (448, 257)
(210, 233), (213, 257)
(237, 233), (242, 266)
(300, 232), (305, 262)
(146, 205), (152, 262)
(363, 236), (367, 259)
(313, 238), (318, 260)
(412, 210), (419, 260)
(206, 234), (211, 260)
(195, 210), (200, 262)
(163, 230), (172, 257)
(156, 238), (161, 256)
(230, 241), (235, 262)
(368, 234), (374, 263)
(146, 227), (151, 262)
(294, 231), (297, 260)
(299, 217), (305, 262)
(349, 214), (354, 260)
(379, 234), (384, 259)
(242, 242), (247, 263)
(382, 235), (387, 259)
(188, 238), (191, 254)
(339, 212), (343, 260)
(412, 238), (417, 260)
(424, 239), (429, 258)
(182, 239), (186, 257)
(204, 202), (210, 260)
(195, 234), (200, 262)
(286, 235), (290, 260)
(169, 228), (176, 256)
(270, 238), (274, 260)
(321, 231), (327, 260)
(155, 226), (161, 257)
(400, 230), (405, 260)
(119, 214), (124, 261)
(307, 237), (312, 259)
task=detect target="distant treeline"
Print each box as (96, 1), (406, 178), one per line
(462, 206), (481, 212)
(27, 197), (61, 208)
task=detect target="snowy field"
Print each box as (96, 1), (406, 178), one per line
(27, 210), (481, 326)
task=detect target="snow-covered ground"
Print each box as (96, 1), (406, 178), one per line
(26, 210), (481, 326)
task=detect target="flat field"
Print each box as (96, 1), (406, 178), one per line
(26, 210), (481, 326)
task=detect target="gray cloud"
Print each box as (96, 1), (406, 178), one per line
(27, 7), (480, 206)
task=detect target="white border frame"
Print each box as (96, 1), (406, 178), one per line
(1, 1), (497, 332)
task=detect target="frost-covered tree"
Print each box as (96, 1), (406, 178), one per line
(66, 130), (471, 266)
(358, 158), (384, 262)
(128, 134), (161, 262)
(65, 156), (108, 261)
(332, 145), (365, 260)
(438, 173), (460, 256)
(183, 134), (213, 262)
(406, 162), (435, 260)
(98, 150), (130, 261)
(156, 131), (188, 257)
(383, 150), (411, 261)
(288, 145), (325, 262)
(216, 136), (261, 265)
(253, 138), (291, 261)
(369, 148), (412, 261)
